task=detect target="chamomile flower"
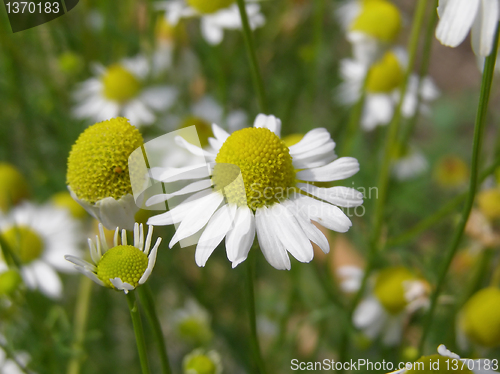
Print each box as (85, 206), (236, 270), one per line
(392, 146), (428, 181)
(337, 0), (402, 65)
(0, 163), (29, 213)
(436, 0), (499, 57)
(388, 344), (499, 374)
(0, 202), (82, 299)
(183, 349), (222, 374)
(147, 114), (362, 270)
(65, 223), (161, 294)
(156, 0), (265, 45)
(457, 287), (500, 350)
(353, 267), (429, 346)
(173, 299), (213, 345)
(337, 49), (440, 131)
(67, 117), (144, 231)
(72, 55), (178, 127)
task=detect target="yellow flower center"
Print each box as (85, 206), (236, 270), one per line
(366, 52), (403, 93)
(96, 245), (148, 289)
(373, 267), (415, 315)
(434, 155), (469, 188)
(0, 163), (29, 213)
(406, 355), (472, 373)
(184, 354), (217, 374)
(0, 270), (22, 295)
(213, 128), (295, 210)
(187, 0), (235, 14)
(282, 133), (304, 147)
(102, 65), (141, 103)
(349, 0), (402, 42)
(51, 191), (87, 219)
(2, 226), (44, 264)
(460, 287), (500, 347)
(177, 318), (213, 345)
(477, 189), (500, 221)
(67, 117), (144, 204)
(179, 116), (213, 148)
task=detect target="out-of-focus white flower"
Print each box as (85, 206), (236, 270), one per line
(172, 299), (213, 345)
(72, 55), (177, 127)
(436, 0), (499, 57)
(156, 0), (265, 45)
(0, 340), (32, 374)
(0, 202), (82, 299)
(183, 349), (222, 374)
(392, 147), (428, 181)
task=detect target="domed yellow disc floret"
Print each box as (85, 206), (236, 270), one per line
(477, 189), (500, 221)
(282, 133), (304, 148)
(460, 287), (500, 348)
(0, 163), (29, 213)
(179, 116), (213, 148)
(406, 355), (472, 374)
(51, 191), (87, 219)
(213, 128), (295, 210)
(366, 51), (403, 93)
(350, 0), (402, 43)
(96, 245), (148, 289)
(102, 65), (141, 103)
(187, 0), (234, 14)
(374, 267), (415, 315)
(67, 117), (144, 204)
(2, 226), (44, 264)
(184, 354), (217, 374)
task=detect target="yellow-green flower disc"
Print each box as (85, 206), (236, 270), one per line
(350, 0), (402, 43)
(0, 163), (29, 213)
(51, 191), (87, 219)
(282, 133), (304, 148)
(184, 354), (217, 374)
(434, 155), (469, 188)
(187, 0), (234, 14)
(406, 355), (472, 374)
(179, 116), (213, 148)
(213, 128), (295, 210)
(67, 117), (144, 204)
(477, 189), (500, 220)
(96, 245), (148, 289)
(0, 270), (22, 295)
(2, 226), (43, 264)
(460, 287), (500, 347)
(366, 52), (403, 93)
(178, 318), (213, 345)
(102, 65), (141, 103)
(374, 267), (414, 315)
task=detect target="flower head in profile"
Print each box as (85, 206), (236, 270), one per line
(353, 267), (429, 346)
(337, 48), (440, 131)
(337, 0), (402, 64)
(156, 0), (265, 45)
(72, 55), (177, 127)
(65, 223), (161, 294)
(147, 114), (362, 270)
(67, 117), (144, 231)
(0, 163), (29, 213)
(388, 344), (499, 374)
(0, 202), (82, 299)
(183, 349), (222, 374)
(173, 299), (214, 345)
(436, 0), (499, 57)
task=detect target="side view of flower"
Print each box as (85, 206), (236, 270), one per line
(65, 223), (161, 294)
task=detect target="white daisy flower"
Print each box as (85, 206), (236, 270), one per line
(183, 349), (222, 374)
(392, 146), (428, 181)
(146, 114), (362, 270)
(336, 0), (402, 65)
(173, 299), (213, 345)
(337, 265), (364, 293)
(72, 55), (178, 127)
(0, 202), (82, 299)
(388, 344), (499, 373)
(436, 0), (499, 57)
(337, 48), (440, 131)
(353, 267), (429, 346)
(67, 118), (144, 231)
(65, 223), (161, 294)
(456, 287), (500, 351)
(156, 0), (265, 45)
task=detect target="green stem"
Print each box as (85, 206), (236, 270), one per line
(66, 276), (93, 374)
(418, 23), (500, 355)
(245, 251), (267, 374)
(235, 0), (268, 113)
(137, 285), (172, 374)
(126, 291), (151, 374)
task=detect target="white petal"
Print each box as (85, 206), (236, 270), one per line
(226, 206), (256, 267)
(293, 194), (352, 233)
(169, 192), (224, 247)
(291, 141), (337, 169)
(175, 136), (217, 159)
(437, 344), (461, 359)
(153, 164), (211, 183)
(212, 123), (230, 143)
(201, 19), (224, 45)
(296, 157), (360, 182)
(288, 128), (334, 155)
(361, 94), (394, 130)
(436, 0), (480, 48)
(471, 0), (499, 56)
(253, 114), (282, 137)
(353, 297), (384, 329)
(110, 278), (135, 293)
(95, 195), (139, 231)
(64, 255), (96, 272)
(255, 207), (291, 270)
(162, 179), (212, 199)
(123, 100), (155, 127)
(195, 204), (237, 267)
(139, 238), (161, 284)
(31, 262), (63, 299)
(140, 86), (178, 111)
(297, 184), (364, 207)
